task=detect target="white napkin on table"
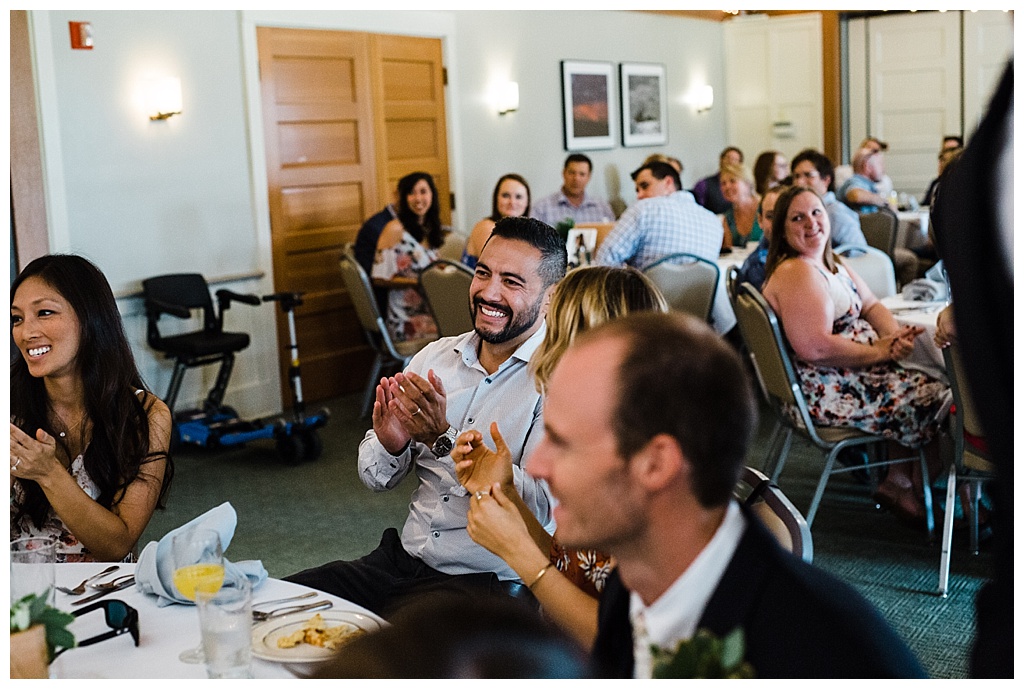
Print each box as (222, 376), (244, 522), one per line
(900, 278), (947, 302)
(135, 502), (268, 607)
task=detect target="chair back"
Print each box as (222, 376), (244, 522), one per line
(338, 253), (398, 355)
(942, 345), (989, 464)
(725, 265), (740, 301)
(142, 274), (218, 351)
(732, 284), (818, 432)
(436, 230), (468, 264)
(642, 253), (720, 321)
(419, 259), (475, 338)
(735, 466), (813, 563)
(858, 207), (899, 260)
(834, 244), (897, 298)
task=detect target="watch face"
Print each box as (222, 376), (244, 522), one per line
(433, 436), (454, 456)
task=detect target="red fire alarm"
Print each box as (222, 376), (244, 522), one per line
(69, 22), (93, 50)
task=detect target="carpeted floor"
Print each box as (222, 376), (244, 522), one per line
(140, 393), (994, 678)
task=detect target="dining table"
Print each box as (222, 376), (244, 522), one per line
(48, 563), (386, 679)
(880, 293), (947, 383)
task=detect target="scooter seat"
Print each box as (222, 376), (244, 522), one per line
(155, 331), (250, 358)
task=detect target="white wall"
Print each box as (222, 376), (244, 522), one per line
(32, 10), (281, 418)
(449, 11), (727, 221)
(28, 9), (727, 416)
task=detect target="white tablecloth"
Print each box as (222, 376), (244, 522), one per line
(48, 563), (384, 679)
(880, 294), (947, 383)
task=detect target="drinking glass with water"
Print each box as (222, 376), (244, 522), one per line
(196, 572), (252, 679)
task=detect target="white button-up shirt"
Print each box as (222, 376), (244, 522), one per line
(357, 327), (553, 580)
(630, 500), (746, 679)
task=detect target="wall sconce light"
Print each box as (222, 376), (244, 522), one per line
(498, 81), (519, 115)
(147, 77), (182, 121)
(694, 84), (714, 114)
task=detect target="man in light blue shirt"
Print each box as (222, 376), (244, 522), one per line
(595, 161), (733, 335)
(532, 153), (615, 227)
(838, 147), (889, 214)
(287, 217), (566, 616)
(791, 149), (867, 249)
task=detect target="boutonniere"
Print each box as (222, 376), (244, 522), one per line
(651, 627), (755, 678)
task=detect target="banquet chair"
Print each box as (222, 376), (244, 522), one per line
(834, 244), (897, 298)
(858, 207), (899, 262)
(338, 253), (438, 418)
(419, 259), (475, 338)
(734, 466), (813, 563)
(642, 253), (719, 322)
(732, 283), (934, 534)
(142, 273), (261, 414)
(937, 345), (996, 597)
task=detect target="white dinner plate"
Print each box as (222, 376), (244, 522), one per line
(251, 609), (384, 663)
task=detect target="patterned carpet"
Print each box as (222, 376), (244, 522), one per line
(141, 393), (995, 678)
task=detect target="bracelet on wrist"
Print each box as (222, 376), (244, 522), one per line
(527, 563), (552, 590)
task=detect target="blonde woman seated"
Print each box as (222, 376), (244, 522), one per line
(451, 266), (667, 646)
(719, 162), (762, 249)
(462, 174), (531, 270)
(761, 186), (951, 526)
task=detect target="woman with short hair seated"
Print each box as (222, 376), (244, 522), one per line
(451, 266), (667, 646)
(761, 186), (951, 525)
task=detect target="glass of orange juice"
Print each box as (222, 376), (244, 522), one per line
(172, 528), (225, 663)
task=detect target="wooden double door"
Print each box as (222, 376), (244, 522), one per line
(257, 27), (451, 404)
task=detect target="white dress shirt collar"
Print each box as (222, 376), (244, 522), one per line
(629, 500), (746, 679)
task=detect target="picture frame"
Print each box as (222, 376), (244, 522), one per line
(566, 228), (598, 269)
(560, 60), (616, 151)
(620, 62), (668, 147)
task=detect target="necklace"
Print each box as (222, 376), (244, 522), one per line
(56, 413), (85, 439)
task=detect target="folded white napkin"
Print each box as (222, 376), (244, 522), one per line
(135, 502), (268, 607)
(900, 278), (947, 302)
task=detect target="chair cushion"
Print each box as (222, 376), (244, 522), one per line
(154, 331), (250, 358)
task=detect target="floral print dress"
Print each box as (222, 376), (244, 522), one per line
(372, 230), (439, 342)
(550, 537), (612, 599)
(10, 454), (129, 563)
(794, 265), (951, 447)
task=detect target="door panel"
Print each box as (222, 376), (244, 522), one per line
(371, 34), (451, 225)
(865, 11), (960, 197)
(258, 27), (379, 404)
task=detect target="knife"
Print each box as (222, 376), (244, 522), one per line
(72, 577), (135, 606)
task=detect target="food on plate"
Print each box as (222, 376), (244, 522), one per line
(276, 613), (367, 651)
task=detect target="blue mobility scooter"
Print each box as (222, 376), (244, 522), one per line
(142, 274), (328, 464)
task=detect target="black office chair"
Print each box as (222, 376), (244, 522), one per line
(142, 274), (261, 414)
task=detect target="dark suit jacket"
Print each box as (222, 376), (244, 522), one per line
(592, 507), (926, 678)
(931, 61), (1013, 678)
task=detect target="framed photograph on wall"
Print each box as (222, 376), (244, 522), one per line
(620, 62), (668, 147)
(561, 60), (616, 151)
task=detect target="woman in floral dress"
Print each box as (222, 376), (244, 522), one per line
(373, 172), (444, 342)
(762, 186), (950, 526)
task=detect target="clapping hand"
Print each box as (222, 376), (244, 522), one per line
(10, 423), (60, 482)
(387, 370), (448, 445)
(372, 377), (411, 455)
(466, 482), (534, 563)
(883, 325), (922, 361)
(451, 422), (514, 495)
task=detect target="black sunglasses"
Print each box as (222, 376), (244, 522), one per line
(53, 599), (139, 658)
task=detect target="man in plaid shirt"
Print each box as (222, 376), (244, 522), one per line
(595, 161), (734, 335)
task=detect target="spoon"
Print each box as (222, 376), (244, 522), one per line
(56, 565), (121, 595)
(86, 573), (136, 590)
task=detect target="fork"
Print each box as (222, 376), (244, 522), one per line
(56, 565), (121, 595)
(252, 599), (332, 622)
(86, 573), (136, 590)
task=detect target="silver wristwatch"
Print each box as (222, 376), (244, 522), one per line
(431, 425), (458, 457)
